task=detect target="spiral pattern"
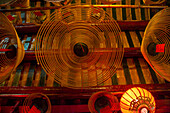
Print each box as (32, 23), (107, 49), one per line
(0, 12), (25, 84)
(23, 93), (51, 113)
(35, 5), (124, 88)
(141, 8), (170, 81)
(88, 91), (119, 113)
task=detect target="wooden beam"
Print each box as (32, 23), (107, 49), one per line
(0, 83), (169, 96)
(0, 5), (167, 12)
(15, 21), (149, 35)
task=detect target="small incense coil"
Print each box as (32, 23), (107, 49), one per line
(10, 0), (28, 7)
(35, 5), (124, 88)
(88, 91), (119, 113)
(141, 7), (170, 81)
(23, 93), (51, 113)
(0, 12), (25, 84)
(100, 0), (121, 4)
(143, 0), (166, 5)
(0, 0), (17, 7)
(44, 0), (73, 6)
(120, 87), (156, 113)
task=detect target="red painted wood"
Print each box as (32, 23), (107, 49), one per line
(1, 100), (170, 113)
(0, 84), (169, 96)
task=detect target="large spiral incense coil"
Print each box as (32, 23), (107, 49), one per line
(120, 87), (156, 113)
(141, 8), (170, 81)
(35, 5), (124, 88)
(23, 93), (51, 113)
(88, 91), (119, 113)
(0, 12), (25, 84)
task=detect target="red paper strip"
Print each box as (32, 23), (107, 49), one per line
(34, 12), (43, 16)
(100, 105), (112, 113)
(156, 44), (165, 53)
(28, 105), (41, 113)
(7, 15), (15, 21)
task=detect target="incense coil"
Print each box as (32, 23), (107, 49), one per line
(0, 12), (25, 84)
(0, 0), (17, 7)
(120, 87), (156, 113)
(44, 0), (73, 6)
(23, 93), (51, 113)
(100, 0), (121, 4)
(143, 0), (166, 5)
(141, 8), (170, 81)
(10, 0), (28, 7)
(35, 5), (124, 88)
(88, 91), (119, 113)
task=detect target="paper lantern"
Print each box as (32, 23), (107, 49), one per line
(120, 87), (156, 113)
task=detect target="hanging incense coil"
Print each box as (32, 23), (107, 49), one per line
(35, 5), (124, 88)
(0, 0), (17, 7)
(88, 91), (119, 113)
(10, 0), (28, 7)
(120, 87), (156, 113)
(141, 7), (170, 81)
(23, 93), (51, 113)
(44, 0), (73, 6)
(143, 0), (166, 5)
(0, 12), (25, 84)
(100, 0), (121, 4)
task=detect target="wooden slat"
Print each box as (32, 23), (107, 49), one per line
(121, 32), (130, 48)
(116, 65), (127, 85)
(126, 0), (132, 20)
(135, 0), (142, 20)
(116, 0), (122, 20)
(12, 65), (23, 86)
(122, 58), (133, 84)
(7, 69), (17, 86)
(25, 63), (35, 86)
(127, 58), (141, 84)
(20, 63), (31, 86)
(38, 68), (46, 87)
(129, 31), (140, 47)
(25, 0), (30, 23)
(138, 58), (154, 84)
(33, 64), (41, 87)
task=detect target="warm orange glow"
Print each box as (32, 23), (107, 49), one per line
(35, 5), (124, 88)
(141, 8), (170, 81)
(0, 12), (25, 84)
(120, 87), (156, 113)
